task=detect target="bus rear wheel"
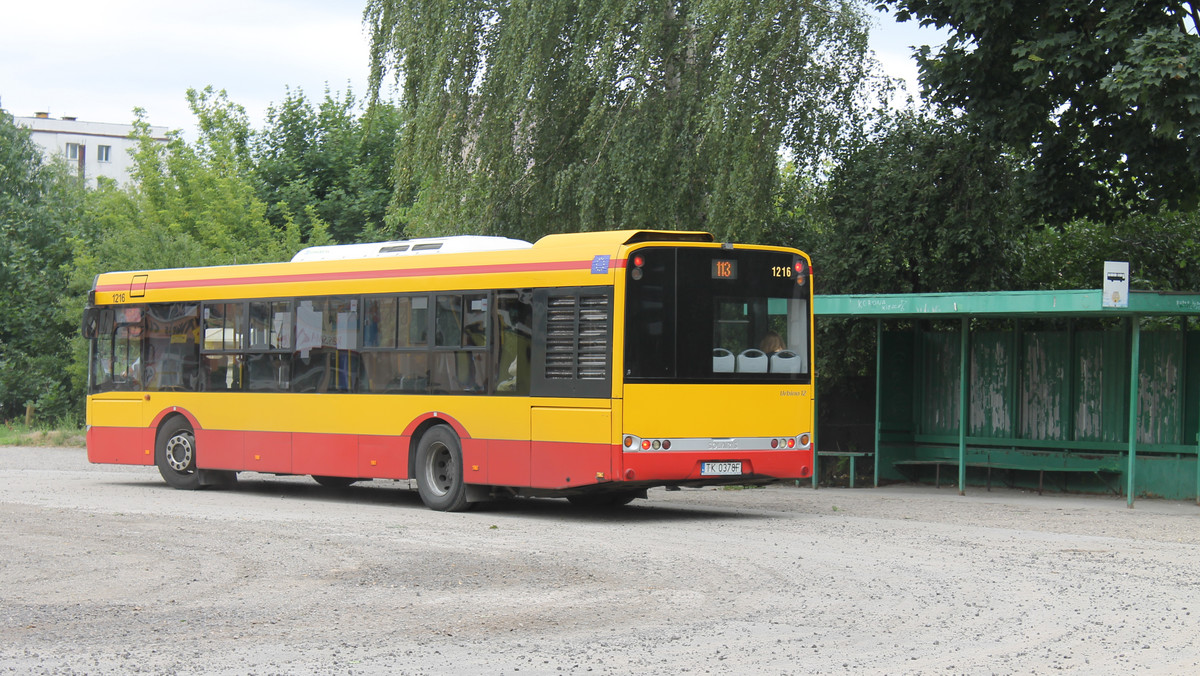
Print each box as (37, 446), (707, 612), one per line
(414, 426), (472, 512)
(156, 418), (200, 490)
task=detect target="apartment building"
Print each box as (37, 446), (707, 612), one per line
(16, 112), (169, 187)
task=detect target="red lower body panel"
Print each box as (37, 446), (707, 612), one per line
(87, 425), (810, 488)
(530, 441), (612, 489)
(196, 429), (246, 471)
(358, 434), (409, 480)
(87, 426), (153, 466)
(293, 432), (355, 477)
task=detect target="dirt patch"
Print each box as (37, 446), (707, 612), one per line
(2, 446), (1199, 674)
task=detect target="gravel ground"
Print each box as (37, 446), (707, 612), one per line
(2, 446), (1199, 675)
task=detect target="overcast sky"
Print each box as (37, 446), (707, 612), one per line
(1, 1), (945, 134)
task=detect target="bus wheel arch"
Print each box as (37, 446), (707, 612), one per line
(153, 413), (236, 490)
(403, 413), (471, 479)
(412, 424), (473, 512)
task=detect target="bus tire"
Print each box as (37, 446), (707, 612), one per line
(414, 426), (472, 512)
(155, 418), (201, 490)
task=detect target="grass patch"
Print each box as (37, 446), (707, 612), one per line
(0, 422), (86, 448)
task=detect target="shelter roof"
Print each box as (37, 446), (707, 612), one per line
(814, 290), (1200, 319)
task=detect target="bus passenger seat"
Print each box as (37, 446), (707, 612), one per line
(770, 350), (802, 374)
(712, 348), (735, 373)
(736, 349), (768, 373)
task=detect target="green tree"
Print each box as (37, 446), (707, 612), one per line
(879, 0), (1200, 222)
(254, 87), (404, 243)
(1022, 211), (1200, 292)
(810, 111), (1022, 386)
(72, 87), (323, 277)
(0, 109), (88, 422)
(365, 0), (877, 242)
(64, 89), (333, 415)
(816, 111), (1021, 296)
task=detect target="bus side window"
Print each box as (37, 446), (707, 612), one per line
(112, 325), (142, 390)
(90, 315), (116, 393)
(202, 303), (246, 391)
(291, 297), (359, 393)
(397, 296), (429, 392)
(144, 303), (201, 392)
(246, 301), (292, 392)
(431, 294), (489, 393)
(112, 307), (145, 391)
(495, 291), (532, 395)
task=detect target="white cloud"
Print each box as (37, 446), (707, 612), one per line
(868, 7), (948, 102)
(0, 0), (370, 132)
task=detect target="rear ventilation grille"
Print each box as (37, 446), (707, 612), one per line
(545, 293), (610, 381)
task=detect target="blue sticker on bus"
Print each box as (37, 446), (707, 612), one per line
(591, 255), (611, 274)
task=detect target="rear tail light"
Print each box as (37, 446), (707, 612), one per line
(799, 433), (811, 449)
(625, 436), (673, 451)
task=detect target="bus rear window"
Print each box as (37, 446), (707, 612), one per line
(624, 248), (810, 383)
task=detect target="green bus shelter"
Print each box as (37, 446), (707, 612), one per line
(814, 290), (1200, 506)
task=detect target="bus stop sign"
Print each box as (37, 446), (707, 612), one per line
(1103, 261), (1129, 308)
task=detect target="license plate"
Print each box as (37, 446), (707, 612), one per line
(701, 461), (742, 476)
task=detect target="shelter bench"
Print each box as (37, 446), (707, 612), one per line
(812, 451), (872, 488)
(893, 458), (1123, 495)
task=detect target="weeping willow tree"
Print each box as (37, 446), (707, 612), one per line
(365, 0), (875, 242)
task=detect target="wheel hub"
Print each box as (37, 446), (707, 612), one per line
(426, 444), (453, 496)
(164, 434), (194, 472)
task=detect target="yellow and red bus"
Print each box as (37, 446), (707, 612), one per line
(83, 230), (814, 510)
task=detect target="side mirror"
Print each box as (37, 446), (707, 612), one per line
(81, 307), (113, 339)
(81, 307), (99, 339)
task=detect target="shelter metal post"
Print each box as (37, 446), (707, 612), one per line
(875, 318), (883, 488)
(1127, 318), (1141, 508)
(1183, 317), (1198, 507)
(959, 317), (969, 495)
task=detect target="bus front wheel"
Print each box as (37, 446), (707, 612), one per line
(156, 418), (200, 490)
(414, 426), (472, 512)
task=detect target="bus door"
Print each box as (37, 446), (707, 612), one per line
(85, 306), (149, 465)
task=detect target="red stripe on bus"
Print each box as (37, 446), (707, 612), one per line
(94, 258), (628, 294)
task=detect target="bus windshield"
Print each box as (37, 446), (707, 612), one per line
(624, 247), (810, 383)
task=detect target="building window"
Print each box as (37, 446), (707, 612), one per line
(97, 145), (111, 162)
(65, 143), (80, 160)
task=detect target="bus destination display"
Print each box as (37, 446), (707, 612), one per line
(711, 259), (738, 280)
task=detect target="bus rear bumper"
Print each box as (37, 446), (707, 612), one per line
(619, 448), (812, 483)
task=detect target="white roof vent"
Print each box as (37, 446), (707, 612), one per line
(290, 236), (533, 262)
